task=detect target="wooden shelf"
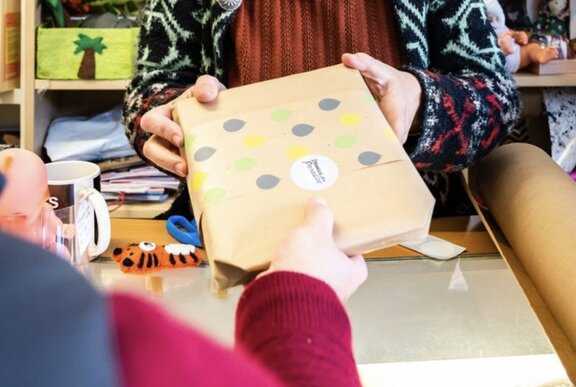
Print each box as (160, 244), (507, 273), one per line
(0, 89), (21, 104)
(513, 72), (576, 88)
(109, 199), (172, 219)
(35, 79), (129, 91)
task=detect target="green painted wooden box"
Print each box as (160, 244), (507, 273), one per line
(36, 27), (139, 80)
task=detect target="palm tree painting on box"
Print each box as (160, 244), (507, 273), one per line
(74, 34), (107, 79)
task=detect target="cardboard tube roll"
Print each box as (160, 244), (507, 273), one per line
(471, 143), (576, 350)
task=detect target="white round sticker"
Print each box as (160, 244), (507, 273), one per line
(290, 155), (339, 191)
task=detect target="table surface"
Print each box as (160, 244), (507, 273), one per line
(102, 216), (498, 260)
(89, 217), (571, 387)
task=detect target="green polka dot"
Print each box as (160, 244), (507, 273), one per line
(334, 135), (358, 149)
(204, 187), (227, 204)
(365, 94), (377, 105)
(270, 109), (292, 122)
(184, 134), (196, 154)
(185, 134), (196, 144)
(234, 157), (258, 171)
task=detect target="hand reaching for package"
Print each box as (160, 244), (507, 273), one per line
(140, 75), (226, 177)
(259, 198), (367, 303)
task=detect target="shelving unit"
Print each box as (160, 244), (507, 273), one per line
(17, 1), (128, 154)
(0, 89), (21, 105)
(514, 72), (576, 88)
(35, 79), (129, 91)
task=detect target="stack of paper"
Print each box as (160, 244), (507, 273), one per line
(101, 165), (180, 202)
(44, 106), (137, 162)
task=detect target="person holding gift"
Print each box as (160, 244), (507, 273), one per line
(0, 168), (367, 386)
(123, 0), (520, 217)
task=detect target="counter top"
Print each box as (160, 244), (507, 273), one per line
(89, 216), (569, 386)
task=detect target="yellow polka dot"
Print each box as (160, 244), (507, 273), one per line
(243, 134), (265, 148)
(383, 127), (397, 140)
(190, 171), (207, 192)
(339, 113), (363, 127)
(286, 145), (310, 160)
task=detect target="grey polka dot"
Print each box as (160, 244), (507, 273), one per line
(257, 175), (280, 190)
(292, 123), (315, 137)
(318, 98), (341, 111)
(194, 147), (217, 162)
(358, 151), (382, 166)
(223, 118), (246, 132)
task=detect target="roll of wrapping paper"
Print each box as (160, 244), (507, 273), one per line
(470, 143), (576, 360)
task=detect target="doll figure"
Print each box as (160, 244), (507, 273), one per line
(485, 0), (558, 73)
(532, 0), (571, 58)
(533, 0), (570, 37)
(0, 149), (70, 259)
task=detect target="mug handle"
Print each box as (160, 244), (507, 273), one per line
(85, 188), (111, 257)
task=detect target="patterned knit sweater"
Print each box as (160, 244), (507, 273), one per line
(122, 0), (520, 215)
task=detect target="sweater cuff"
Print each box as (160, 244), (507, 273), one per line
(235, 271), (352, 348)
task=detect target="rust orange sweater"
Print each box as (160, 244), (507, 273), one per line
(228, 0), (404, 87)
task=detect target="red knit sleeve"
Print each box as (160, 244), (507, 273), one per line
(110, 293), (281, 387)
(235, 272), (362, 387)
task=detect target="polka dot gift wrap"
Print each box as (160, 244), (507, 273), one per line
(173, 65), (435, 289)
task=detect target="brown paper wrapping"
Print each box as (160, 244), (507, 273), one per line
(469, 143), (576, 381)
(174, 65), (434, 288)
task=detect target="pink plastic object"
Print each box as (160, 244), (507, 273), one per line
(0, 149), (68, 258)
(0, 148), (49, 218)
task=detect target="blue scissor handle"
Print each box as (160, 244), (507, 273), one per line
(166, 215), (203, 248)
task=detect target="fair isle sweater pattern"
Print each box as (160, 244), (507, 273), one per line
(122, 0), (519, 209)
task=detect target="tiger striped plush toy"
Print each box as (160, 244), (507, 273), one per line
(111, 241), (202, 274)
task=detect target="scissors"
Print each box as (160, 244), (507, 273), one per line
(166, 215), (203, 248)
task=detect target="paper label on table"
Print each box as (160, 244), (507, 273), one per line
(401, 235), (466, 260)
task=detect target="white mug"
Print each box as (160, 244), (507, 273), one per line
(45, 160), (110, 266)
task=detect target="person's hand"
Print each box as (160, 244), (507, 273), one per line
(342, 52), (422, 144)
(259, 198), (367, 303)
(140, 75), (226, 177)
